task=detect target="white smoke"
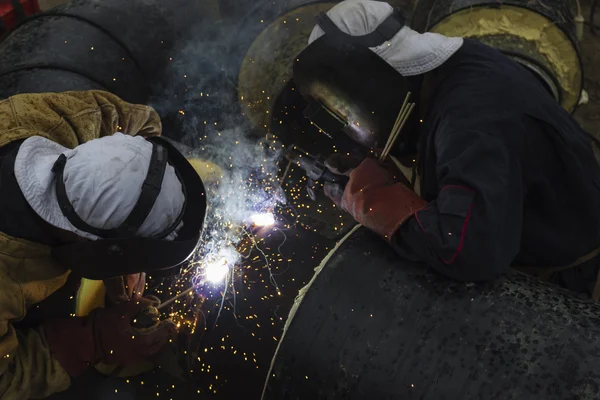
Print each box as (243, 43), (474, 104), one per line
(149, 22), (286, 293)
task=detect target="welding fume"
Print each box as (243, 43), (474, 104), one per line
(290, 0), (600, 297)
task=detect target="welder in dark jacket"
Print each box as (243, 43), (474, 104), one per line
(293, 0), (600, 297)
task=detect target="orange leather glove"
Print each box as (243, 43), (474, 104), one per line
(43, 296), (175, 376)
(326, 157), (426, 242)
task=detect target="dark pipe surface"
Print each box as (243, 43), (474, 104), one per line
(0, 15), (147, 101)
(265, 228), (600, 399)
(0, 0), (204, 103)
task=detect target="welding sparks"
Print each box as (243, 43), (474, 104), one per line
(146, 73), (307, 395)
(130, 29), (355, 396)
(250, 212), (276, 227)
(204, 258), (230, 283)
(194, 246), (240, 288)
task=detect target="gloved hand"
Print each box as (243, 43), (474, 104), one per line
(43, 296), (176, 377)
(104, 273), (146, 304)
(324, 156), (427, 241)
(323, 153), (364, 207)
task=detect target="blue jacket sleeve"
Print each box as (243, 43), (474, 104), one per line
(392, 129), (523, 281)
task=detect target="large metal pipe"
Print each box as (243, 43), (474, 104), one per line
(0, 0), (208, 103)
(264, 227), (600, 399)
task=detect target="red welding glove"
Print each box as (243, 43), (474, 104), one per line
(327, 157), (427, 242)
(104, 273), (146, 305)
(43, 296), (176, 377)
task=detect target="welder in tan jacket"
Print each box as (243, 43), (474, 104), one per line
(0, 90), (207, 399)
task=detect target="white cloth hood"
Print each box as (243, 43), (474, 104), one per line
(15, 133), (185, 241)
(308, 0), (464, 76)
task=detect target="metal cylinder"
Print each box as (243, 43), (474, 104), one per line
(236, 2), (335, 130)
(411, 0), (583, 112)
(0, 0), (206, 103)
(264, 227), (600, 399)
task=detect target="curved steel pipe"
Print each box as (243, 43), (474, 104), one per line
(265, 228), (600, 399)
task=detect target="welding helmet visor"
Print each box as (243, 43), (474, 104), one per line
(293, 10), (410, 150)
(51, 136), (207, 280)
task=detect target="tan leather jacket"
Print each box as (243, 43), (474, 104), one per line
(0, 90), (161, 399)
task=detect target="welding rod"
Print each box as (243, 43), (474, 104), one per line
(157, 286), (196, 310)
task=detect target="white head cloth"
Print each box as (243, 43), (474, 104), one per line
(15, 133), (185, 241)
(308, 0), (464, 76)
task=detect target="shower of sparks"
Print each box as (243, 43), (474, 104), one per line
(250, 212), (276, 227)
(142, 45), (351, 396)
(151, 126), (291, 349)
(204, 258), (230, 283)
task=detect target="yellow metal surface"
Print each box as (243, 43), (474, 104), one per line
(187, 158), (224, 182)
(238, 3), (337, 130)
(430, 5), (582, 111)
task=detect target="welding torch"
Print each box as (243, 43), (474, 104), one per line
(284, 145), (349, 201)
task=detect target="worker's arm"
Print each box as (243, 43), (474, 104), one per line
(0, 267), (70, 399)
(392, 129), (524, 281)
(0, 328), (71, 399)
(0, 90), (161, 149)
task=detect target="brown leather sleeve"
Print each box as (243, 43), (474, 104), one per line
(0, 90), (161, 149)
(0, 237), (71, 399)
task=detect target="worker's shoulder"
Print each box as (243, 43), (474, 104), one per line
(444, 40), (538, 88)
(0, 98), (20, 140)
(6, 90), (131, 113)
(435, 51), (546, 119)
(5, 91), (152, 120)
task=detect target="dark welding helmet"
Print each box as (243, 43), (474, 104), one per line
(293, 9), (409, 150)
(51, 136), (207, 280)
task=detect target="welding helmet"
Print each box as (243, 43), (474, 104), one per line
(293, 9), (409, 150)
(51, 136), (207, 280)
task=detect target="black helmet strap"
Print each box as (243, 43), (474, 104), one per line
(51, 141), (178, 239)
(315, 8), (406, 48)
